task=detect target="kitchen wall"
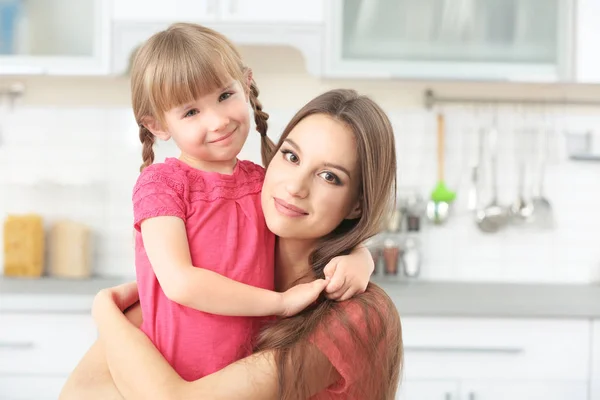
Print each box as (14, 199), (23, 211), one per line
(1, 46), (599, 282)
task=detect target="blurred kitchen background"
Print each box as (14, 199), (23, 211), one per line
(1, 1), (600, 399)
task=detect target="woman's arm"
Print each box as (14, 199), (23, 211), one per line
(58, 300), (142, 400)
(94, 285), (339, 400)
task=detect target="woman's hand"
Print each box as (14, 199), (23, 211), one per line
(92, 282), (139, 326)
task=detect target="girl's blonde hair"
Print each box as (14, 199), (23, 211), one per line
(130, 23), (276, 171)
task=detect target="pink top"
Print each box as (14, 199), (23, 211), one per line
(132, 158), (275, 381)
(310, 287), (398, 399)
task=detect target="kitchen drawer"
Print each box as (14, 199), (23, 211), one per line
(0, 375), (66, 400)
(401, 317), (590, 381)
(0, 313), (96, 375)
(0, 375), (67, 400)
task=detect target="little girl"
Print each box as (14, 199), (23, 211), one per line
(130, 23), (374, 381)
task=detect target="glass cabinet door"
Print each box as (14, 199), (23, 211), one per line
(327, 0), (572, 81)
(0, 0), (109, 74)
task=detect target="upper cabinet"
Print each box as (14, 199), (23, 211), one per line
(573, 0), (600, 83)
(323, 0), (573, 81)
(111, 0), (325, 76)
(0, 0), (110, 75)
(112, 0), (218, 23)
(216, 0), (323, 24)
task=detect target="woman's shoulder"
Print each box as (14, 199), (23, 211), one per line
(328, 283), (399, 338)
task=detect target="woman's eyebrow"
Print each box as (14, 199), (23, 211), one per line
(324, 162), (351, 179)
(283, 138), (302, 153)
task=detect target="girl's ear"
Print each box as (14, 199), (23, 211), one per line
(142, 116), (170, 141)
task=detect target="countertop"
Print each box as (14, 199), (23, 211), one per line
(0, 276), (128, 312)
(2, 276), (600, 319)
(374, 279), (600, 319)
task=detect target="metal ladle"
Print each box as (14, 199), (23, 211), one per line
(476, 125), (508, 233)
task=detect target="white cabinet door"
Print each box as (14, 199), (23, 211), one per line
(217, 0), (324, 24)
(397, 380), (458, 400)
(401, 317), (590, 382)
(0, 313), (97, 375)
(574, 0), (600, 82)
(112, 0), (218, 22)
(461, 380), (588, 400)
(0, 376), (66, 400)
(592, 320), (600, 400)
(0, 0), (111, 75)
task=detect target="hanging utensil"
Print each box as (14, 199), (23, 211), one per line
(426, 113), (456, 224)
(476, 121), (508, 233)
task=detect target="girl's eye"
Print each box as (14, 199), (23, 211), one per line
(319, 171), (341, 185)
(219, 92), (233, 102)
(184, 109), (199, 118)
(281, 149), (299, 164)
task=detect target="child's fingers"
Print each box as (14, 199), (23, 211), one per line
(338, 287), (355, 301)
(325, 274), (345, 293)
(323, 258), (338, 279)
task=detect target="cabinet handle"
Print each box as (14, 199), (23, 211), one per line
(404, 346), (523, 354)
(0, 341), (35, 350)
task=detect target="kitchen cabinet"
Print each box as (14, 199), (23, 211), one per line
(0, 312), (97, 399)
(0, 0), (111, 75)
(397, 380), (459, 400)
(113, 0), (323, 24)
(592, 320), (600, 400)
(460, 381), (588, 400)
(112, 0), (218, 23)
(111, 0), (324, 75)
(573, 0), (600, 83)
(323, 0), (573, 81)
(216, 0), (323, 24)
(399, 317), (591, 400)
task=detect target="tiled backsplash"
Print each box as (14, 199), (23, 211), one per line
(0, 103), (598, 283)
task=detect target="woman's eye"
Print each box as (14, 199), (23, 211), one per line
(319, 171), (341, 185)
(282, 150), (299, 163)
(219, 92), (233, 102)
(184, 109), (199, 118)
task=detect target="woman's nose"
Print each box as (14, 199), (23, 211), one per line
(285, 175), (309, 199)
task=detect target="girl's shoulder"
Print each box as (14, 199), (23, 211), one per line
(134, 160), (188, 195)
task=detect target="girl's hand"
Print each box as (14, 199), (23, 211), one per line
(278, 279), (328, 317)
(323, 246), (373, 301)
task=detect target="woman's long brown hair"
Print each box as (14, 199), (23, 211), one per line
(255, 89), (402, 399)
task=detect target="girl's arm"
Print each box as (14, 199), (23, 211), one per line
(324, 244), (374, 300)
(93, 284), (339, 400)
(142, 216), (327, 317)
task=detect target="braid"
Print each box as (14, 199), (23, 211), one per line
(139, 125), (155, 172)
(249, 79), (276, 166)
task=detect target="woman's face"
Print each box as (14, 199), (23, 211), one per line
(261, 113), (362, 241)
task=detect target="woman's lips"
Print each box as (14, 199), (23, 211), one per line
(273, 197), (308, 217)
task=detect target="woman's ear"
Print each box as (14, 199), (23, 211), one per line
(142, 116), (170, 141)
(346, 201), (362, 220)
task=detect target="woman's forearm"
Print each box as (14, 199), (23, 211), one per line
(94, 291), (185, 400)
